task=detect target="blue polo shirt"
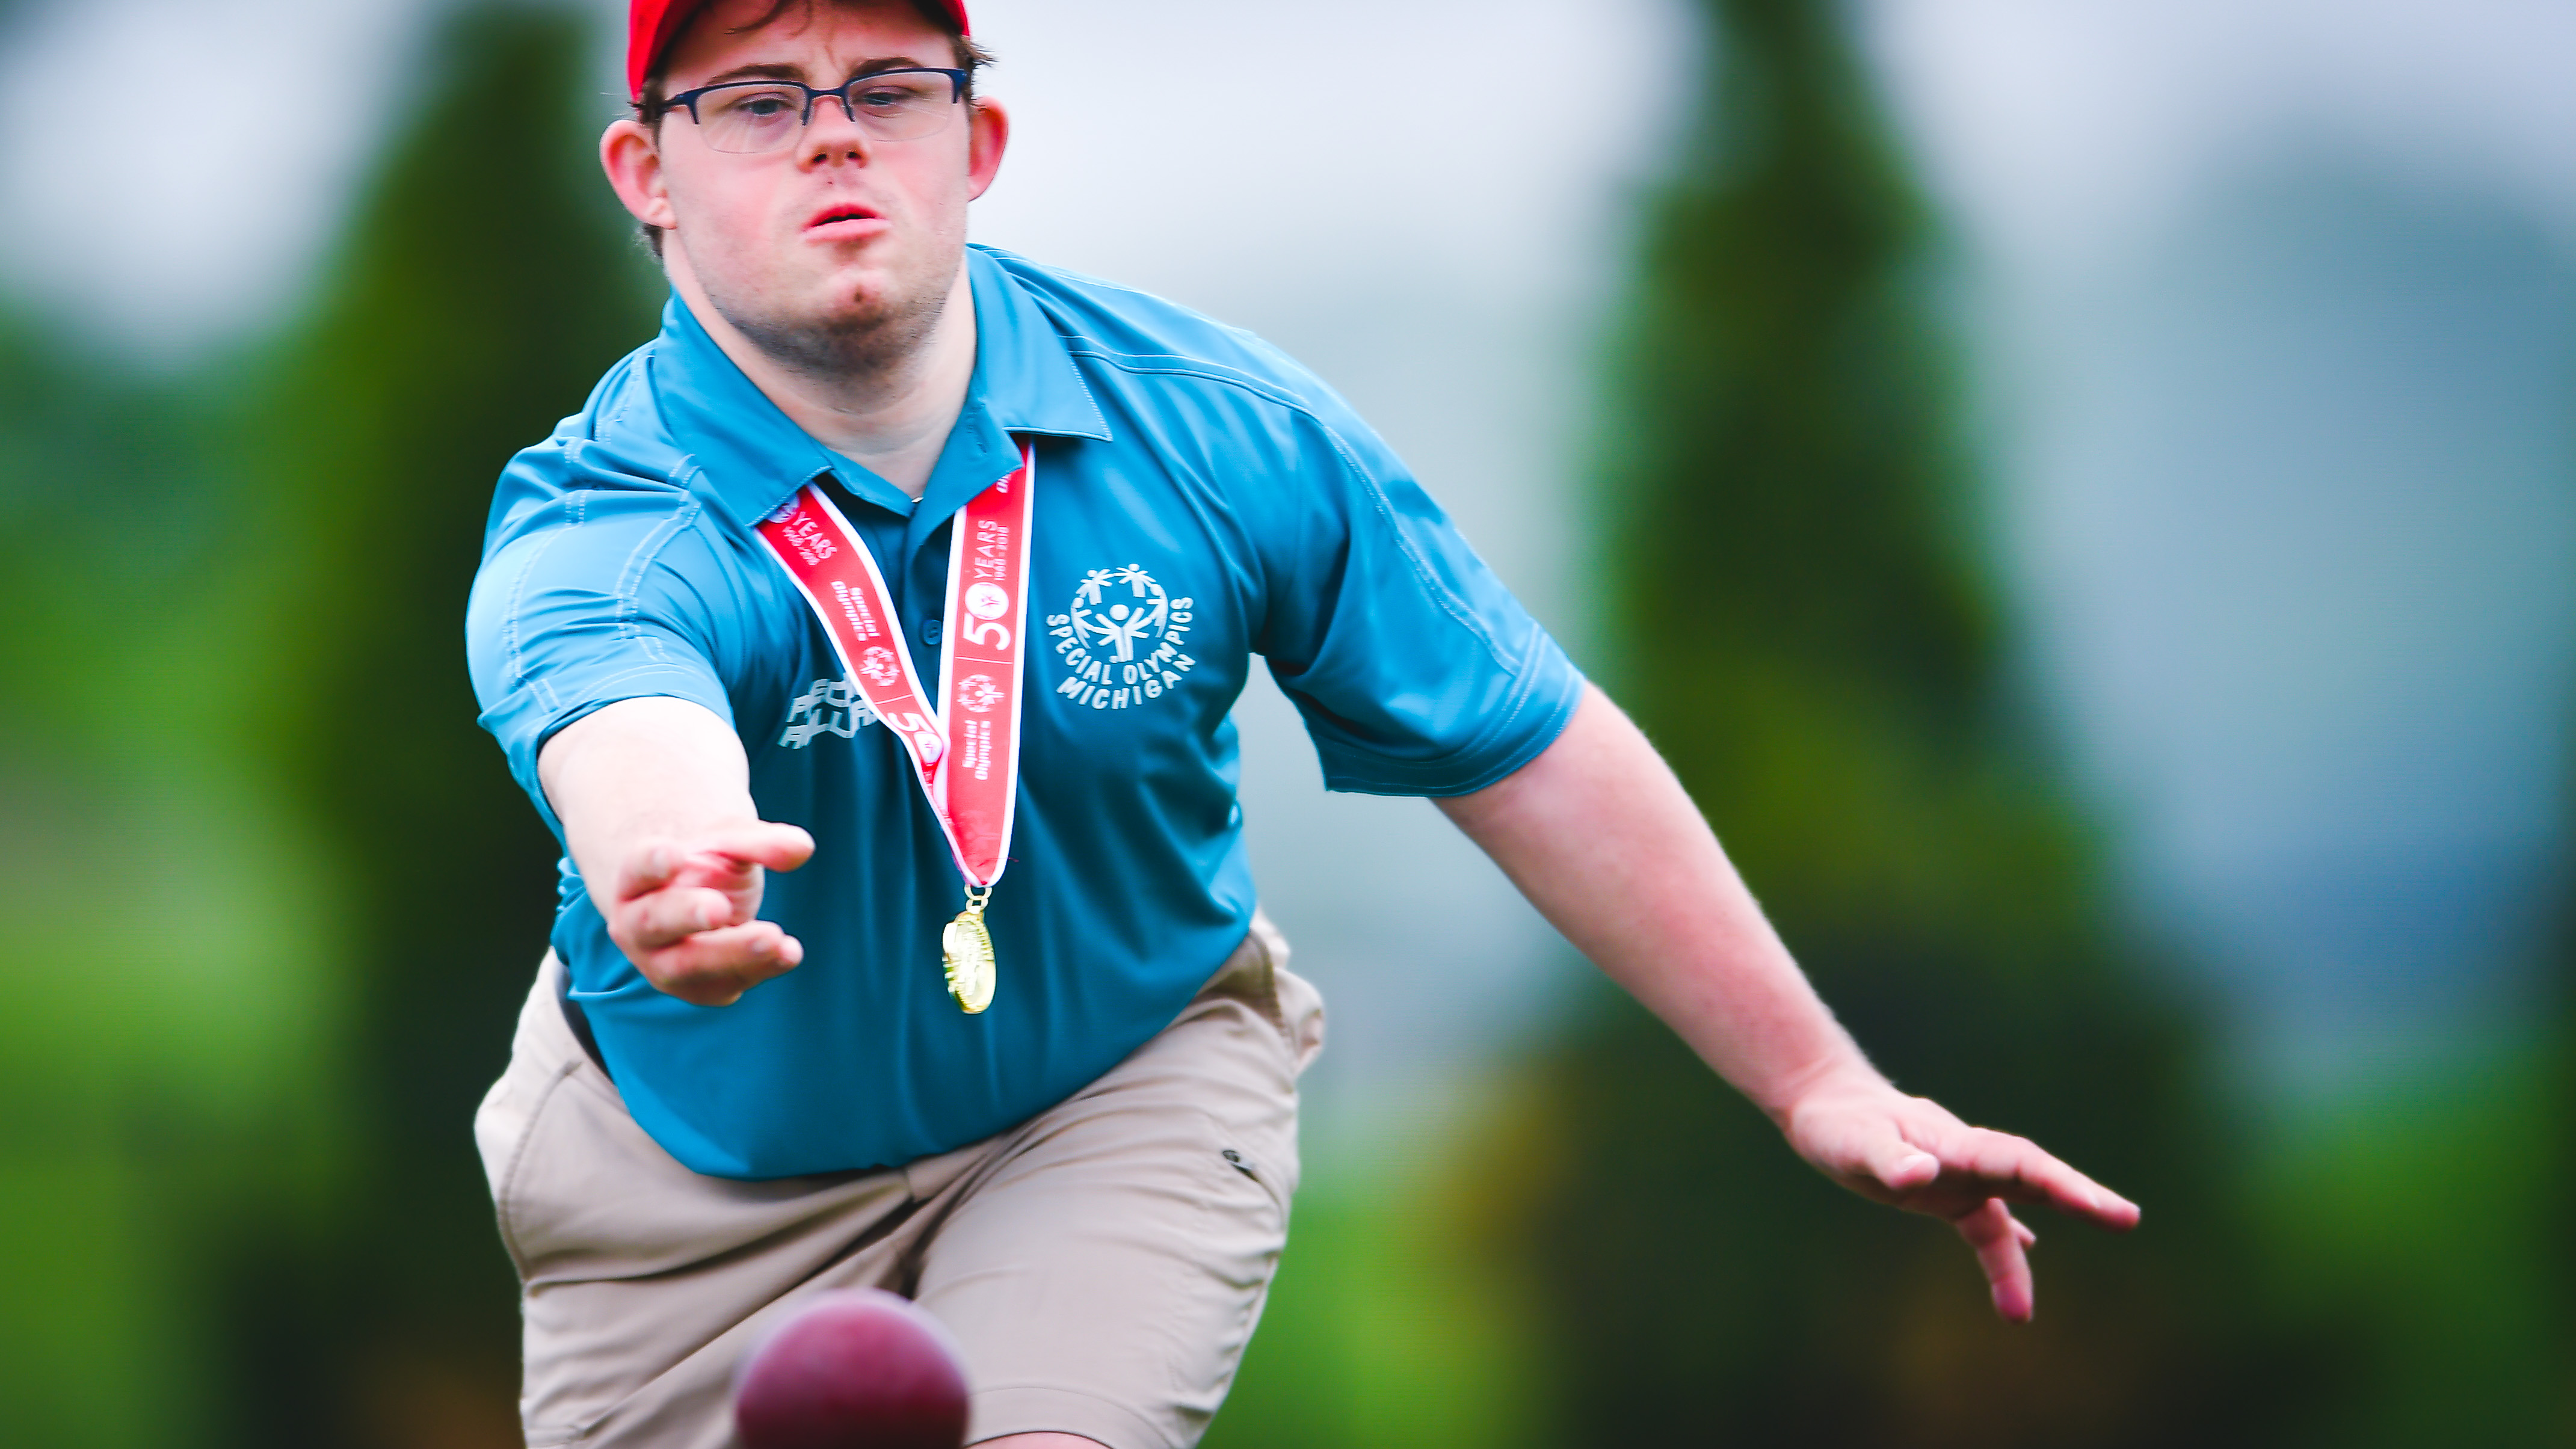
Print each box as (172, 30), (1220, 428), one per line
(467, 245), (1583, 1178)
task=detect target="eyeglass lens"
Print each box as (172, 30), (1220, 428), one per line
(692, 73), (957, 153)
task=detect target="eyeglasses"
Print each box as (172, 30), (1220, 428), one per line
(657, 68), (970, 154)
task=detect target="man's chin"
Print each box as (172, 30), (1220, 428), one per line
(822, 289), (909, 332)
(713, 268), (951, 378)
(797, 266), (914, 328)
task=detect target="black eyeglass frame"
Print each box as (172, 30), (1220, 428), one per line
(651, 67), (972, 133)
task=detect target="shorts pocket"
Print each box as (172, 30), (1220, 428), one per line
(1197, 1107), (1296, 1222)
(481, 1057), (583, 1281)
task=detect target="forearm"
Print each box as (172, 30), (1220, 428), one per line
(1435, 685), (1876, 1120)
(535, 697), (813, 1001)
(539, 696), (760, 890)
(1445, 686), (2135, 1317)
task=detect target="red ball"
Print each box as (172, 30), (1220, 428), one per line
(734, 1289), (971, 1449)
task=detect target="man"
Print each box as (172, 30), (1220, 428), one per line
(466, 1), (2140, 1445)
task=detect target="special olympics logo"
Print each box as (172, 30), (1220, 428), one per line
(964, 582), (1010, 621)
(957, 673), (1005, 713)
(1070, 565), (1168, 662)
(1046, 564), (1197, 712)
(857, 645), (903, 689)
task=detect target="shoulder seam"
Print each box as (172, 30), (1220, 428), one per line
(1060, 345), (1307, 411)
(1332, 438), (1511, 668)
(496, 489), (712, 707)
(611, 495), (707, 671)
(500, 497), (578, 712)
(1065, 345), (1508, 666)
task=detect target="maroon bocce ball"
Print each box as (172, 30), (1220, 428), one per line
(734, 1288), (970, 1449)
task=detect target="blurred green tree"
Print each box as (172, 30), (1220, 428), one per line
(194, 4), (658, 1442)
(0, 309), (319, 1449)
(1490, 0), (2313, 1442)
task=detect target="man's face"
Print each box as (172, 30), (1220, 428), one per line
(602, 0), (1006, 371)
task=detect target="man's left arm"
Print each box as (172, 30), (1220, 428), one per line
(1435, 683), (2141, 1322)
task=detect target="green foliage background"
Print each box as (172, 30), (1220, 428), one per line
(0, 8), (656, 1443)
(0, 2), (2566, 1445)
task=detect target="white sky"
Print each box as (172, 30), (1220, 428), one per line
(0, 0), (433, 361)
(1867, 0), (2576, 285)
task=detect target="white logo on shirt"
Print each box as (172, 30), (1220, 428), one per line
(1049, 565), (1195, 712)
(781, 676), (879, 748)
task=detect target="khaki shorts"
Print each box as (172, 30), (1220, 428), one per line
(472, 915), (1323, 1449)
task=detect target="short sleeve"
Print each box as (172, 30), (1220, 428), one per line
(1247, 399), (1585, 797)
(466, 483), (739, 839)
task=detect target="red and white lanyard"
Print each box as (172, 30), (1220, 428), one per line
(754, 443), (1035, 892)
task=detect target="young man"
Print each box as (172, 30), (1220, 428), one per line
(466, 1), (2139, 1445)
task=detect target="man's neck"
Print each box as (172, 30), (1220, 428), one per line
(673, 258), (977, 502)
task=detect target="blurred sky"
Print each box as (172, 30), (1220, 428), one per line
(1865, 0), (2576, 1083)
(2, 0), (2571, 1115)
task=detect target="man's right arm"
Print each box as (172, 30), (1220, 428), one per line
(539, 697), (815, 1006)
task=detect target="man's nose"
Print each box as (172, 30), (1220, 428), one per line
(801, 94), (872, 164)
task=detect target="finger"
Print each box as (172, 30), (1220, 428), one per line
(1954, 1198), (2035, 1323)
(616, 838), (686, 900)
(621, 885), (741, 950)
(670, 849), (765, 893)
(1949, 1130), (2141, 1232)
(656, 920), (801, 976)
(643, 922), (803, 1005)
(697, 823), (816, 874)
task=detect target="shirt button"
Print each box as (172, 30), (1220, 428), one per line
(920, 618), (944, 645)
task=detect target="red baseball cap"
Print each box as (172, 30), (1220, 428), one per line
(628, 0), (972, 101)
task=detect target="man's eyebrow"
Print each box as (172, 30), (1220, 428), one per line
(697, 61), (803, 86)
(692, 55), (944, 87)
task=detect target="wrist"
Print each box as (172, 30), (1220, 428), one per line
(1752, 1049), (1887, 1132)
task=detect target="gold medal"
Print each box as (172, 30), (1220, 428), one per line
(941, 885), (996, 1014)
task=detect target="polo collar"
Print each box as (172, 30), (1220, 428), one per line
(961, 244), (1111, 444)
(653, 245), (1112, 529)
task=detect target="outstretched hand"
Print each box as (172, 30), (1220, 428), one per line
(1776, 1066), (2141, 1323)
(604, 823), (816, 1006)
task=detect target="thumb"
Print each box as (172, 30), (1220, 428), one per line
(702, 822), (815, 874)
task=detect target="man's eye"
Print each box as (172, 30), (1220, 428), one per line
(852, 83), (929, 110)
(718, 90), (800, 118)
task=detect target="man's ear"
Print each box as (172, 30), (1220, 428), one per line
(602, 117), (679, 231)
(965, 98), (1009, 202)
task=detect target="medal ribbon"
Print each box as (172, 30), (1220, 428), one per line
(754, 443), (1035, 891)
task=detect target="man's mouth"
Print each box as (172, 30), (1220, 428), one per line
(807, 203), (883, 233)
